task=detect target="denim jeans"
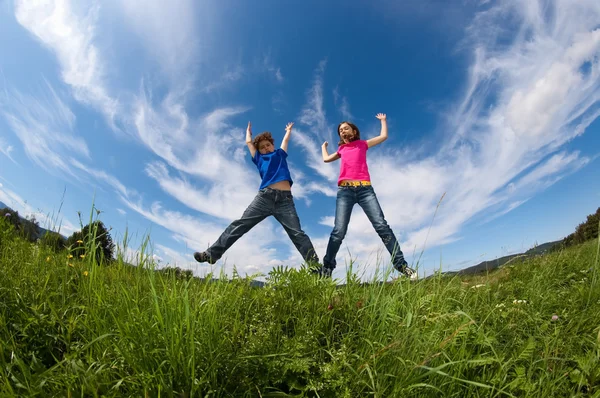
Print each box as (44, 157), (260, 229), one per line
(205, 188), (318, 263)
(323, 185), (407, 271)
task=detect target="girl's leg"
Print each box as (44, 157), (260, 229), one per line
(272, 190), (318, 263)
(323, 187), (355, 270)
(356, 186), (409, 272)
(198, 190), (272, 262)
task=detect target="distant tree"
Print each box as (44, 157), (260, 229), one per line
(161, 266), (194, 280)
(21, 215), (40, 242)
(66, 221), (115, 264)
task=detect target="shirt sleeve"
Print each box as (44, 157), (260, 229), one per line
(360, 140), (369, 150)
(277, 148), (288, 158)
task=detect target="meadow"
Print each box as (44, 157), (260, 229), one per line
(1, 217), (599, 397)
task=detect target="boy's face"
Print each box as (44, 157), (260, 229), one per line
(258, 140), (275, 154)
(338, 123), (356, 143)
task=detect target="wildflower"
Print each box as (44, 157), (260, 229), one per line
(46, 256), (51, 262)
(80, 254), (86, 258)
(83, 271), (89, 277)
(67, 254), (73, 259)
(512, 299), (527, 304)
(551, 315), (558, 321)
(495, 303), (505, 308)
(471, 284), (486, 289)
(327, 304), (333, 311)
(68, 263), (74, 267)
(356, 300), (363, 309)
(77, 240), (84, 244)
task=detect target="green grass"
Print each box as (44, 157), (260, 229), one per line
(1, 219), (599, 397)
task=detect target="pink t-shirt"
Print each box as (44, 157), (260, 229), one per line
(337, 140), (371, 185)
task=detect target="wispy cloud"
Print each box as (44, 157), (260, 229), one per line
(144, 161), (256, 221)
(299, 59), (329, 139)
(0, 136), (17, 164)
(0, 81), (89, 176)
(333, 86), (353, 120)
(262, 51), (284, 82)
(15, 0), (119, 129)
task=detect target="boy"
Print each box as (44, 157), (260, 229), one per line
(194, 121), (319, 266)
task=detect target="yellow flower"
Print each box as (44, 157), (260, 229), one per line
(83, 271), (89, 277)
(67, 254), (73, 259)
(68, 263), (74, 267)
(77, 240), (84, 244)
(46, 256), (51, 262)
(80, 254), (86, 258)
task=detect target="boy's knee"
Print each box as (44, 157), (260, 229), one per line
(330, 228), (347, 241)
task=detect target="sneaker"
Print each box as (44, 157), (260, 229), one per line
(403, 266), (418, 281)
(194, 251), (216, 265)
(311, 265), (333, 278)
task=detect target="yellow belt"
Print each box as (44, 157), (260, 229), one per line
(339, 180), (372, 187)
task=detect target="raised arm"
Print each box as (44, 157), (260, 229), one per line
(366, 113), (388, 148)
(322, 141), (340, 163)
(245, 121), (256, 158)
(280, 122), (293, 152)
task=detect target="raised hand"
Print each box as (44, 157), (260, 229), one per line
(322, 141), (329, 149)
(247, 121), (252, 136)
(375, 113), (387, 121)
(285, 122), (294, 133)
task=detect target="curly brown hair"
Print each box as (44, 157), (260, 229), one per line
(337, 121), (361, 146)
(253, 132), (274, 148)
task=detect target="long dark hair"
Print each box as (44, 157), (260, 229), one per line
(337, 121), (361, 146)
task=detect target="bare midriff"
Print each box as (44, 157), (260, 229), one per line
(267, 180), (292, 191)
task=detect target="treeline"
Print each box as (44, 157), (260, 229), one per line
(555, 206), (599, 250)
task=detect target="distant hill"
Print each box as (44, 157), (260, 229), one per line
(0, 201), (66, 239)
(444, 240), (561, 276)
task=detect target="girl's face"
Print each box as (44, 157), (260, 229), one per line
(258, 140), (275, 154)
(338, 123), (356, 143)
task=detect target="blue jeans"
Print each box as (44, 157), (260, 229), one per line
(205, 188), (318, 263)
(323, 185), (407, 271)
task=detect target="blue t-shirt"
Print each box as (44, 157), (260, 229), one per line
(252, 148), (293, 189)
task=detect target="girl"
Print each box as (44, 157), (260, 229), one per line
(317, 113), (416, 279)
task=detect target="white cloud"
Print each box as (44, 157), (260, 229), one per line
(299, 59), (329, 140)
(0, 81), (89, 176)
(14, 0), (119, 129)
(144, 161), (256, 221)
(333, 86), (353, 120)
(116, 208), (126, 216)
(262, 52), (284, 82)
(292, 128), (338, 183)
(0, 136), (17, 164)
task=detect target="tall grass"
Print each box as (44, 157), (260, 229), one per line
(0, 215), (599, 397)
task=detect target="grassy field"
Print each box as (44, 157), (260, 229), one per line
(1, 219), (599, 397)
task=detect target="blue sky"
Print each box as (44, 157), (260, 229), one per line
(1, 0), (599, 280)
